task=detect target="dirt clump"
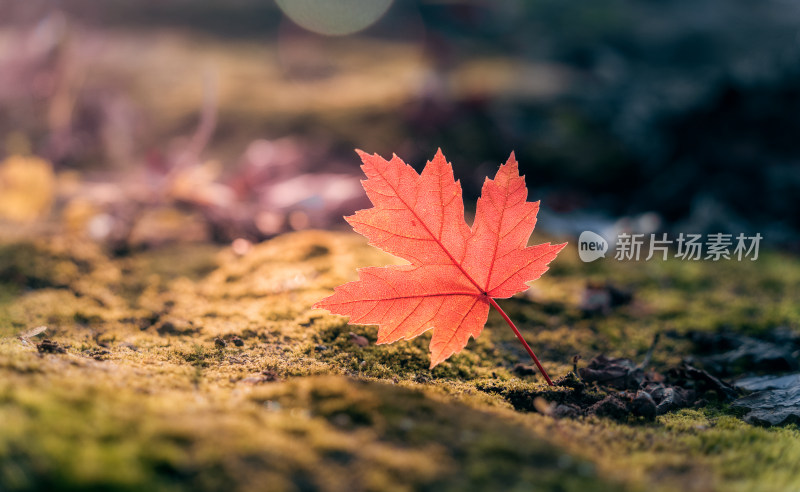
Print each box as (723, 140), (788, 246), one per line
(36, 339), (67, 354)
(510, 355), (741, 422)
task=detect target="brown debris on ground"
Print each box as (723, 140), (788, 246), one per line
(36, 339), (67, 354)
(487, 354), (740, 423)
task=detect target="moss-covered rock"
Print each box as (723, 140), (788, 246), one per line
(1, 230), (799, 491)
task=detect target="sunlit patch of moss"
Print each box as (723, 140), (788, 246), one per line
(656, 411), (800, 492)
(250, 376), (619, 492)
(501, 404), (800, 492)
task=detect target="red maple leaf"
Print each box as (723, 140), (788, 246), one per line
(315, 149), (566, 382)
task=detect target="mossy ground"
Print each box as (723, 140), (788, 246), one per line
(1, 230), (799, 491)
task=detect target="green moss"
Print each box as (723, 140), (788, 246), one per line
(1, 231), (799, 491)
(249, 376), (615, 492)
(556, 408), (800, 492)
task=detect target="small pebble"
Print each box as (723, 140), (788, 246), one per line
(349, 332), (369, 347)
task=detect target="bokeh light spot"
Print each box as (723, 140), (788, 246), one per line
(275, 0), (394, 36)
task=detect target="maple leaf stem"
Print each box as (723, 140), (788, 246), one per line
(486, 296), (554, 386)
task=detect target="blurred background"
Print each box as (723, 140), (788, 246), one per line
(2, 0), (800, 252)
